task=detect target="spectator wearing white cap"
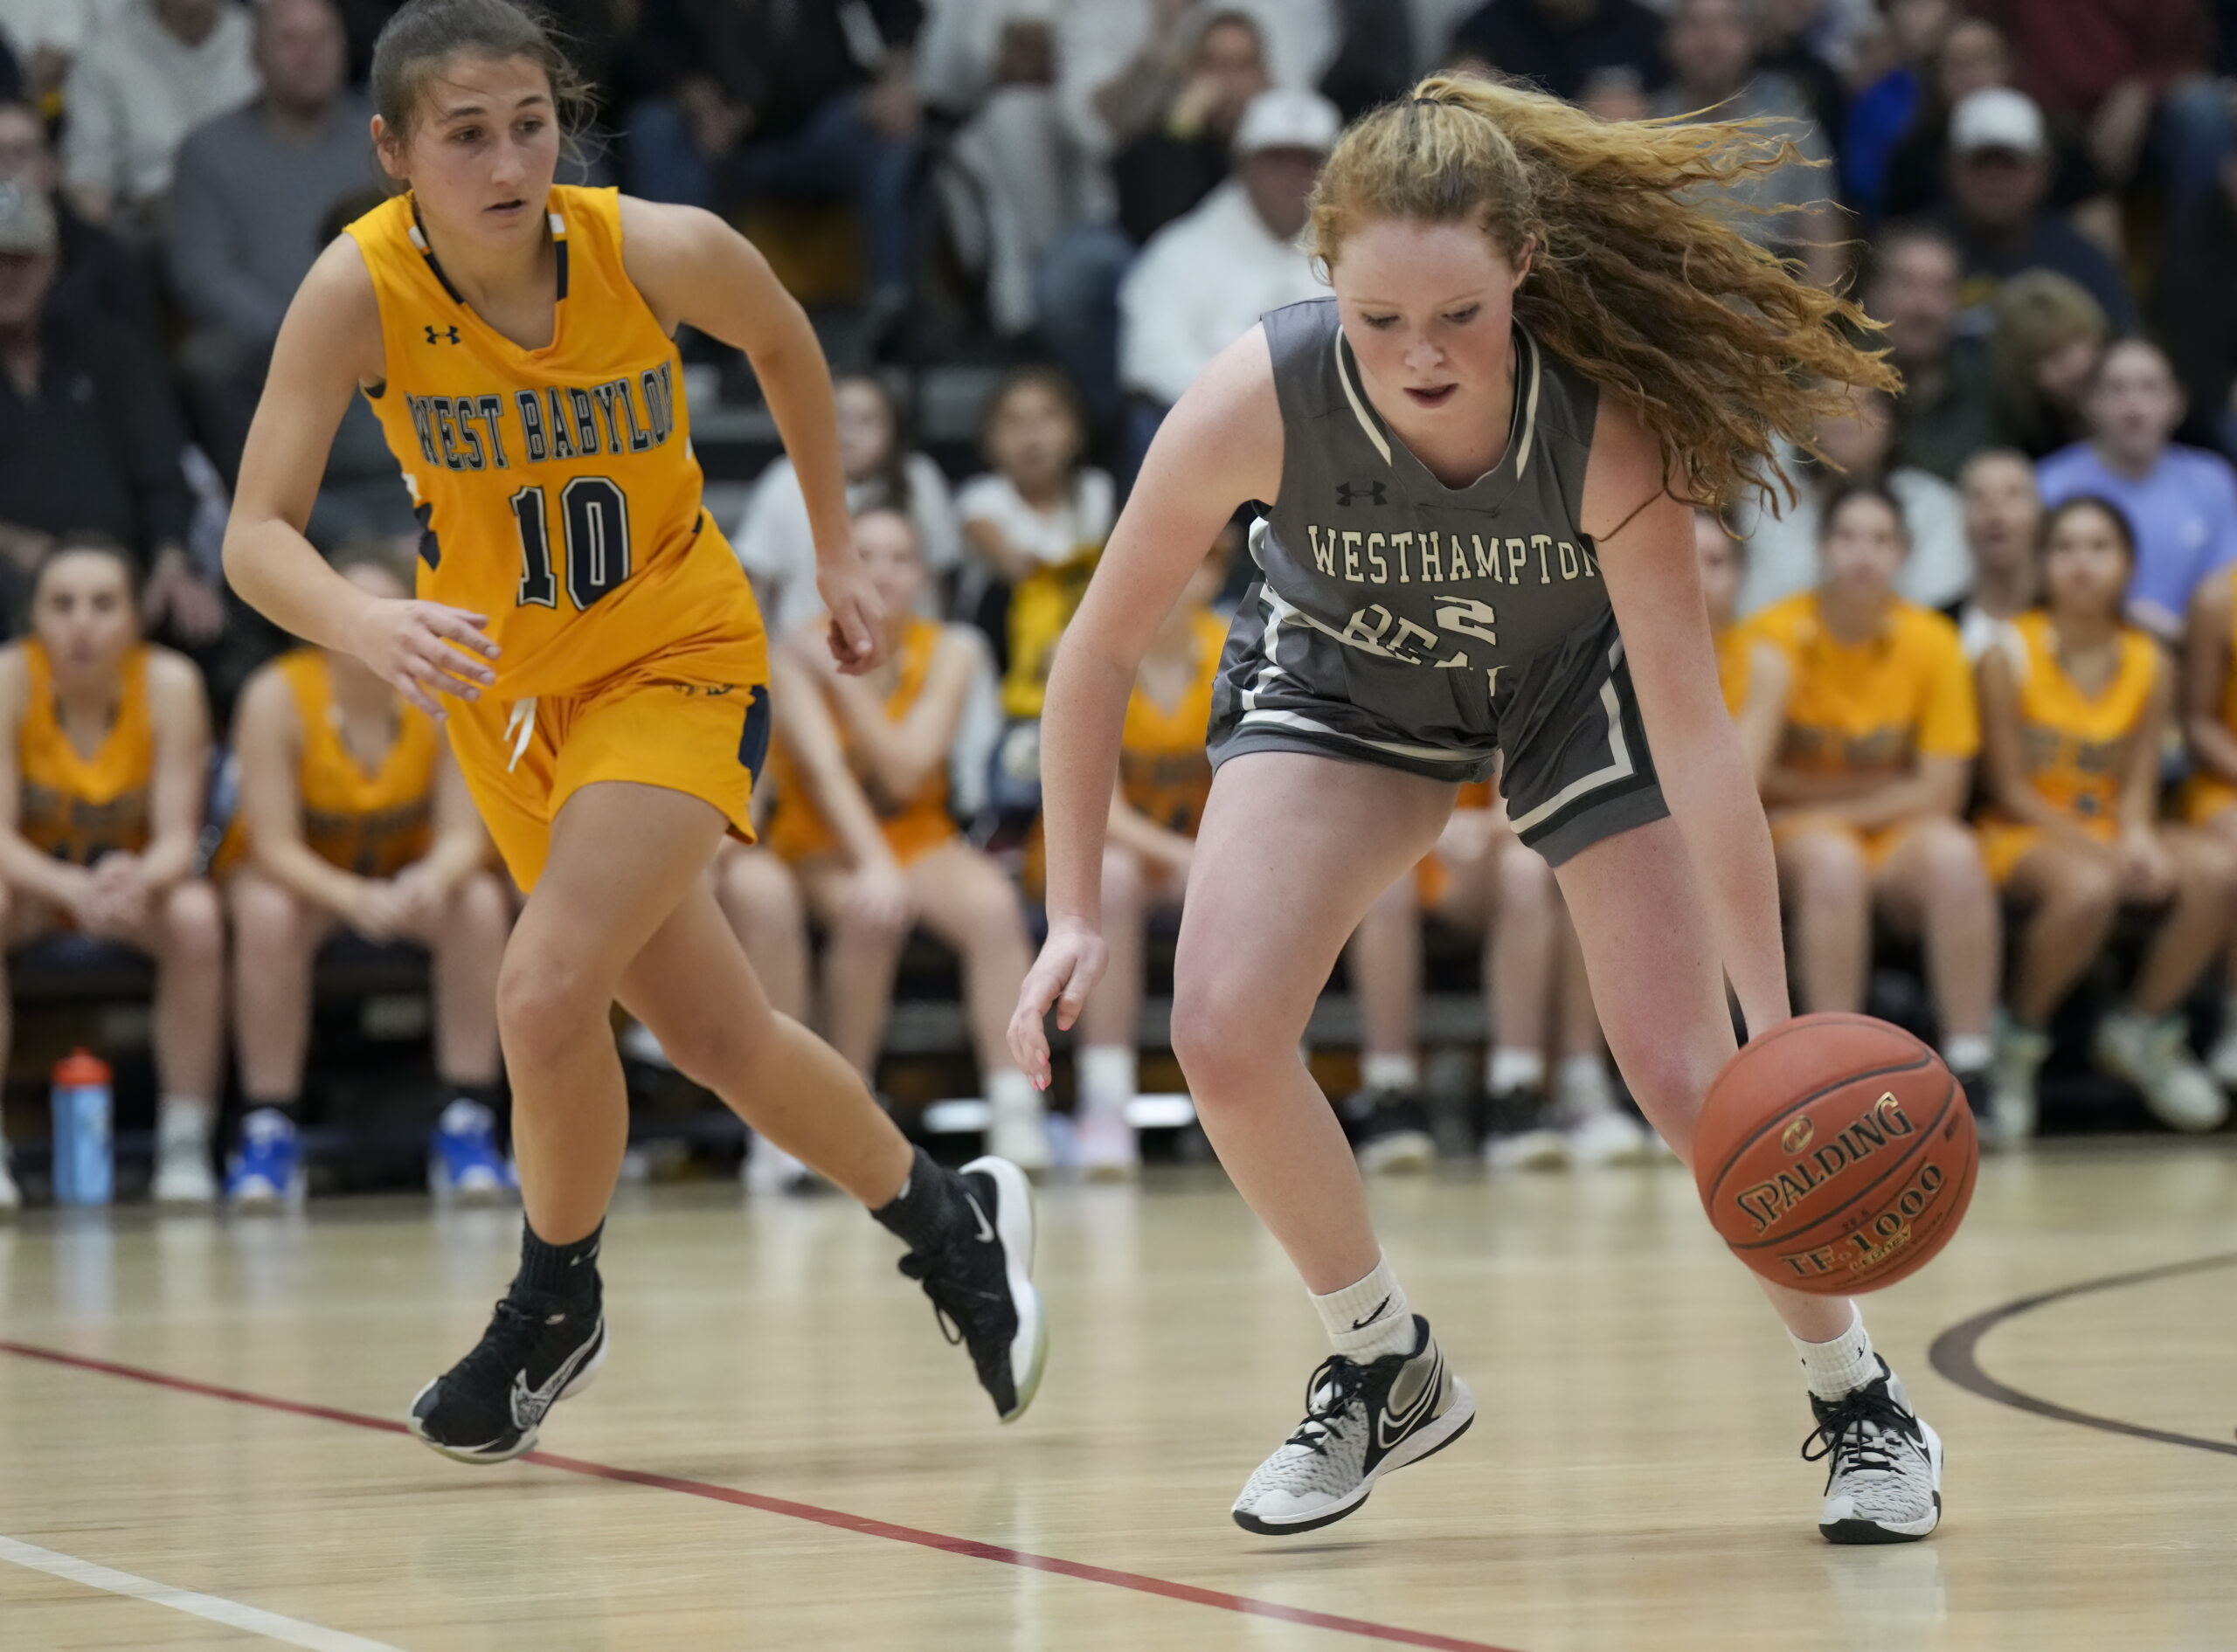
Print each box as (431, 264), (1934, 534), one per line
(1116, 86), (1336, 482)
(1934, 85), (2137, 336)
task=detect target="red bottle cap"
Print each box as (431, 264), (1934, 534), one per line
(52, 1047), (111, 1087)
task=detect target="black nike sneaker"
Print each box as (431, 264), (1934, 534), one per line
(1340, 1089), (1437, 1174)
(1229, 1315), (1475, 1535)
(896, 1155), (1047, 1422)
(406, 1289), (607, 1464)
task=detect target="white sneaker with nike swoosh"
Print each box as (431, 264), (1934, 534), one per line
(1230, 1315), (1473, 1535)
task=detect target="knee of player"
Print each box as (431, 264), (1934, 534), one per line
(833, 882), (912, 949)
(451, 869), (515, 939)
(1099, 846), (1148, 915)
(722, 848), (805, 923)
(2056, 852), (2124, 917)
(1784, 831), (1868, 905)
(162, 879), (225, 966)
(962, 881), (1030, 957)
(1167, 980), (1270, 1089)
(1916, 821), (1991, 900)
(228, 872), (304, 946)
(2178, 838), (2237, 902)
(495, 947), (605, 1043)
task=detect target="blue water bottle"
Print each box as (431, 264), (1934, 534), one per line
(51, 1048), (112, 1206)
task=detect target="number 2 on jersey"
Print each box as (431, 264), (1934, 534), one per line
(510, 477), (631, 612)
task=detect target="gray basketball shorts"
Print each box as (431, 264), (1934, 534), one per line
(1205, 584), (1669, 866)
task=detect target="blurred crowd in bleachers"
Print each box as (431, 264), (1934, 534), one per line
(3, 0), (2237, 1210)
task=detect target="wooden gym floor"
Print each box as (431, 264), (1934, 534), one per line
(0, 1141), (2232, 1650)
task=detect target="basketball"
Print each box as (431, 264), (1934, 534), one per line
(1695, 1013), (1978, 1296)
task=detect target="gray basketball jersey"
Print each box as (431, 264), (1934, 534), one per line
(1249, 297), (1606, 685)
(1208, 301), (1667, 858)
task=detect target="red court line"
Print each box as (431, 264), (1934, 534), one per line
(0, 1338), (1521, 1652)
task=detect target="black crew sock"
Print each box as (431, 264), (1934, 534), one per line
(514, 1219), (603, 1304)
(869, 1147), (964, 1254)
(444, 1081), (502, 1111)
(243, 1096), (301, 1120)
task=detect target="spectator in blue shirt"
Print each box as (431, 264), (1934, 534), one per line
(2038, 338), (2237, 639)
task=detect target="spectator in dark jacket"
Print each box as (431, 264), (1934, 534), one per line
(1863, 221), (1998, 483)
(0, 183), (219, 641)
(0, 100), (163, 348)
(2154, 150), (2237, 459)
(1109, 9), (1268, 246)
(625, 0), (925, 304)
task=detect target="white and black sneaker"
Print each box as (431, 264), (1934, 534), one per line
(1231, 1316), (1474, 1535)
(896, 1155), (1048, 1422)
(406, 1289), (607, 1464)
(1804, 1357), (1943, 1544)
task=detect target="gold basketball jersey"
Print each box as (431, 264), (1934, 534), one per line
(347, 186), (764, 701)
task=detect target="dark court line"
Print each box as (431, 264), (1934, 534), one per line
(1926, 1251), (2237, 1459)
(0, 1338), (1522, 1652)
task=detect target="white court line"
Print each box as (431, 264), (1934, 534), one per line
(0, 1534), (403, 1650)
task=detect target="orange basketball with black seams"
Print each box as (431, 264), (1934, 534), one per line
(1695, 1013), (1978, 1295)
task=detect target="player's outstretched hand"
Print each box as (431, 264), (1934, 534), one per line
(1008, 917), (1108, 1090)
(815, 547), (886, 674)
(361, 599), (499, 718)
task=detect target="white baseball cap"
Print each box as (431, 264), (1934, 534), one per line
(1234, 88), (1342, 158)
(1950, 86), (2047, 157)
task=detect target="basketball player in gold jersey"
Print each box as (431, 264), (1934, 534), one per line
(224, 0), (1045, 1462)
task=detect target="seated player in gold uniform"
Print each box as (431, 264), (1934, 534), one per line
(765, 509), (1044, 1168)
(1751, 483), (2016, 1122)
(218, 549), (515, 1206)
(1981, 496), (2232, 1137)
(0, 538), (225, 1210)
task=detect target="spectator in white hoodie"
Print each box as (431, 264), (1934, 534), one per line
(1116, 86), (1336, 481)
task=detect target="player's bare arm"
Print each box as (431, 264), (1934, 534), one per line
(224, 238), (498, 717)
(1586, 397), (1790, 1036)
(1008, 326), (1279, 1073)
(619, 196), (881, 671)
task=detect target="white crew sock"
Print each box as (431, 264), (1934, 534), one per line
(156, 1097), (211, 1157)
(1790, 1306), (1879, 1400)
(1943, 1033), (1993, 1075)
(1312, 1251), (1416, 1361)
(987, 1066), (1041, 1116)
(1486, 1047), (1546, 1096)
(1077, 1045), (1137, 1119)
(1555, 1053), (1616, 1116)
(1361, 1052), (1420, 1094)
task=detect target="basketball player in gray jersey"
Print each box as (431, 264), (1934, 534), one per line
(1015, 77), (1949, 1545)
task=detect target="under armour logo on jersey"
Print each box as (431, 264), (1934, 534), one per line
(1335, 480), (1387, 507)
(425, 324), (461, 345)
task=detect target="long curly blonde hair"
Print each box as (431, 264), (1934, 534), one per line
(1309, 75), (1898, 514)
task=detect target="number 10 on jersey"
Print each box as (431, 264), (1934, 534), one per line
(511, 477), (631, 612)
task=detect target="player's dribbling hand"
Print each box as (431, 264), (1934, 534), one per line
(1008, 918), (1108, 1090)
(814, 549), (885, 674)
(361, 598), (500, 718)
